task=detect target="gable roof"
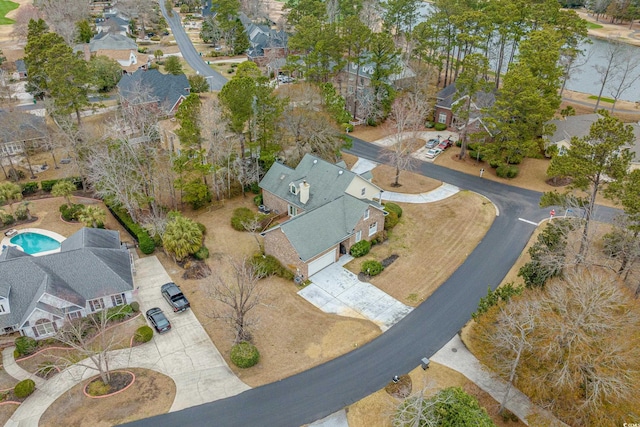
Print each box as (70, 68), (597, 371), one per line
(0, 109), (47, 144)
(117, 69), (190, 113)
(344, 59), (416, 83)
(260, 154), (381, 211)
(239, 12), (288, 59)
(89, 33), (137, 51)
(546, 113), (600, 144)
(436, 82), (496, 112)
(273, 195), (382, 261)
(0, 228), (133, 330)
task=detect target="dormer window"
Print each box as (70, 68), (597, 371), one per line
(289, 183), (299, 195)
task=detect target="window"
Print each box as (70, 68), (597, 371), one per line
(288, 205), (298, 216)
(364, 209), (370, 220)
(111, 293), (126, 306)
(67, 311), (81, 321)
(361, 187), (366, 196)
(355, 230), (362, 243)
(289, 183), (299, 195)
(34, 320), (56, 337)
(369, 222), (378, 236)
(348, 85), (354, 94)
(438, 113), (447, 124)
(89, 298), (104, 312)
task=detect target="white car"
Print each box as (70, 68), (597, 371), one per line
(425, 148), (442, 159)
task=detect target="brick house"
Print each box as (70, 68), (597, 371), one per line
(239, 13), (288, 69)
(259, 154), (386, 279)
(0, 228), (135, 339)
(434, 82), (495, 134)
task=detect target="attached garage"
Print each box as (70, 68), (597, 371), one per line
(307, 248), (337, 277)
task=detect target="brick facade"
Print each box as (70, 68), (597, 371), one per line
(264, 228), (307, 277)
(262, 191), (295, 216)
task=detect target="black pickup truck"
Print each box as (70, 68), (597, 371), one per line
(161, 282), (191, 312)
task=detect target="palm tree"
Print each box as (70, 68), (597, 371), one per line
(162, 213), (203, 261)
(51, 180), (76, 206)
(18, 200), (33, 221)
(0, 182), (23, 214)
(78, 205), (106, 228)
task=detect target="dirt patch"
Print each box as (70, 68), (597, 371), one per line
(346, 363), (520, 427)
(0, 405), (18, 426)
(384, 375), (412, 399)
(346, 192), (495, 306)
(39, 368), (174, 427)
(85, 371), (133, 397)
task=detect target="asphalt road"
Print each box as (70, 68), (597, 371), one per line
(159, 2), (227, 90)
(125, 137), (620, 427)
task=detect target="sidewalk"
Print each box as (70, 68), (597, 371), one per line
(431, 335), (568, 427)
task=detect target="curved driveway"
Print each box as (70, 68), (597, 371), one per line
(126, 137), (620, 427)
(159, 2), (227, 90)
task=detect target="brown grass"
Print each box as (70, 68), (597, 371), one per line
(39, 368), (175, 427)
(346, 363), (521, 427)
(372, 167), (441, 194)
(0, 405), (18, 426)
(346, 192), (496, 306)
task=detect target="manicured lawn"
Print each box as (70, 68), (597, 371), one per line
(588, 95), (615, 103)
(0, 0), (19, 25)
(586, 22), (603, 29)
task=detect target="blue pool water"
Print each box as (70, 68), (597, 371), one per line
(10, 232), (61, 255)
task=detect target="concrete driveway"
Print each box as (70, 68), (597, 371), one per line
(299, 258), (413, 331)
(132, 256), (250, 410)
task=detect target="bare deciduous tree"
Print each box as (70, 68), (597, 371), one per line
(204, 257), (267, 343)
(33, 0), (91, 45)
(10, 4), (44, 42)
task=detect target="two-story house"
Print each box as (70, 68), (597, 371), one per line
(259, 154), (386, 279)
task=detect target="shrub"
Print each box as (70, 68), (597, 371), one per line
(361, 260), (384, 276)
(455, 139), (462, 147)
(425, 121), (435, 128)
(496, 165), (519, 178)
(507, 154), (523, 165)
(341, 123), (354, 132)
(138, 234), (156, 254)
(107, 304), (133, 321)
(1, 213), (15, 226)
(488, 158), (502, 168)
(14, 379), (35, 398)
(434, 122), (447, 131)
(230, 342), (260, 368)
(87, 379), (110, 396)
(41, 179), (60, 192)
(15, 336), (38, 356)
(130, 301), (140, 312)
(350, 240), (371, 257)
(253, 194), (263, 207)
(15, 205), (28, 221)
(194, 246), (209, 260)
(370, 230), (388, 245)
(106, 203), (155, 253)
(231, 207), (257, 231)
(251, 254), (294, 280)
(134, 325), (154, 343)
(59, 203), (84, 221)
(196, 222), (207, 235)
(384, 211), (399, 230)
(384, 202), (403, 218)
(21, 182), (39, 195)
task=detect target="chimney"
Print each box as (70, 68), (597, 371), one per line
(299, 180), (310, 204)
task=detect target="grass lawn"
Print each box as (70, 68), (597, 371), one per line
(0, 0), (18, 25)
(588, 95), (615, 103)
(586, 22), (603, 29)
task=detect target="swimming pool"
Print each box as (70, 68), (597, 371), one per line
(10, 232), (62, 255)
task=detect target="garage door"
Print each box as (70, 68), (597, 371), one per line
(308, 248), (337, 277)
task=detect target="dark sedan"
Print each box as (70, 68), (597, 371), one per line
(146, 307), (171, 333)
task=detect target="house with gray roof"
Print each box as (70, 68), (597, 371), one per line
(0, 109), (47, 157)
(433, 82), (495, 134)
(259, 154), (386, 279)
(239, 13), (288, 68)
(0, 228), (134, 339)
(117, 69), (190, 115)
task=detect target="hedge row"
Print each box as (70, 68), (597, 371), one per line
(21, 177), (83, 195)
(106, 203), (155, 254)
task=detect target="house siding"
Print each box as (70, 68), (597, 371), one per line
(264, 228), (306, 278)
(345, 177), (382, 200)
(345, 209), (386, 252)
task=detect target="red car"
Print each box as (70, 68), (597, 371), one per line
(438, 138), (454, 150)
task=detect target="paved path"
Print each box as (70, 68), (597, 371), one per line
(5, 256), (248, 427)
(432, 335), (568, 427)
(301, 259), (413, 331)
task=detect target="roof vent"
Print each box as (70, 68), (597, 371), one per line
(338, 171), (343, 175)
(313, 159), (318, 164)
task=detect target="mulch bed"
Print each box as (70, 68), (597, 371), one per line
(384, 374), (412, 399)
(381, 254), (399, 268)
(85, 371), (134, 398)
(0, 388), (29, 405)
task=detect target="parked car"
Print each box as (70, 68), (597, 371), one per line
(278, 75), (294, 83)
(438, 139), (454, 150)
(425, 148), (442, 159)
(425, 138), (440, 149)
(161, 282), (190, 312)
(146, 307), (171, 333)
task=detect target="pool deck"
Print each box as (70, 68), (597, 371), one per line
(1, 228), (66, 257)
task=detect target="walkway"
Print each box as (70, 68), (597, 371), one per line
(5, 256), (249, 427)
(432, 335), (568, 427)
